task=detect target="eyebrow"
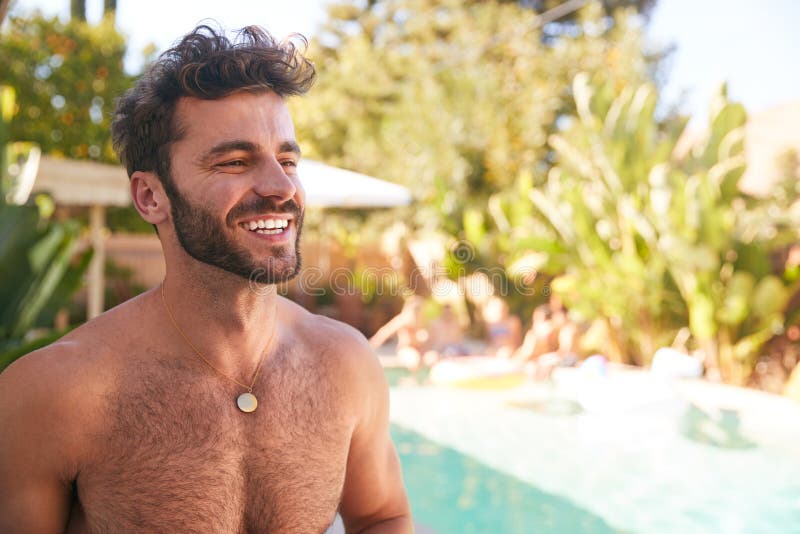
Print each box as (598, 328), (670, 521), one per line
(198, 139), (301, 165)
(279, 140), (302, 157)
(199, 140), (260, 165)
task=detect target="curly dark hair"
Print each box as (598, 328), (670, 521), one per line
(111, 24), (315, 184)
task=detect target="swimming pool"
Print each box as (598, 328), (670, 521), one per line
(387, 366), (800, 533)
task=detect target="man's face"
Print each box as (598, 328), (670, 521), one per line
(164, 91), (305, 283)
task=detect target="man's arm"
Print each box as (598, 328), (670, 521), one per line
(0, 349), (77, 532)
(338, 339), (412, 533)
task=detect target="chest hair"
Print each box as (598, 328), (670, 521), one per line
(77, 345), (353, 533)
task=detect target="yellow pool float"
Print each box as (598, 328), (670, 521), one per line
(429, 356), (526, 389)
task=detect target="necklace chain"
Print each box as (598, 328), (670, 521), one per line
(161, 281), (273, 393)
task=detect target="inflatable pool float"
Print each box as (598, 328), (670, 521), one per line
(429, 356), (526, 389)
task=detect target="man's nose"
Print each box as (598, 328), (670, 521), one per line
(252, 158), (298, 202)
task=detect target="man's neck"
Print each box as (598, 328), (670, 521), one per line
(160, 266), (280, 380)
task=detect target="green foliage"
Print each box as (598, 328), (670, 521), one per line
(0, 13), (133, 162)
(292, 0), (657, 274)
(0, 86), (13, 183)
(106, 206), (156, 234)
(503, 74), (799, 383)
(0, 201), (92, 370)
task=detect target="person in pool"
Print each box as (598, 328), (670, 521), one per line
(429, 303), (469, 358)
(369, 295), (432, 369)
(512, 294), (567, 363)
(0, 25), (411, 533)
(482, 296), (522, 358)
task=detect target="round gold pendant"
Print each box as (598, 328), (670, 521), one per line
(236, 392), (258, 413)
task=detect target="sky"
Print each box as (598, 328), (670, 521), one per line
(7, 0), (800, 122)
(647, 0), (800, 121)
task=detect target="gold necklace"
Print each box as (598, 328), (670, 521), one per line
(161, 282), (274, 413)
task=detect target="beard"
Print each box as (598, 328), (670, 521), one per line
(167, 185), (303, 284)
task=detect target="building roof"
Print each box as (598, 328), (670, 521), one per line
(740, 100), (800, 196)
(32, 155), (131, 207)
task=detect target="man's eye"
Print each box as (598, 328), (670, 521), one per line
(281, 160), (297, 168)
(221, 160), (246, 167)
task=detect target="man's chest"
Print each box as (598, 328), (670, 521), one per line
(75, 358), (354, 533)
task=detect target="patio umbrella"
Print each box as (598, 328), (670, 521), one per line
(299, 159), (411, 208)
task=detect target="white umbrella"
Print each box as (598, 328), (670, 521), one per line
(300, 159), (411, 208)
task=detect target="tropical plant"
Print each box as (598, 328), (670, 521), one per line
(500, 73), (799, 384)
(0, 203), (93, 371)
(0, 86), (92, 372)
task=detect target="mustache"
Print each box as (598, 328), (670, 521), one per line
(226, 198), (302, 225)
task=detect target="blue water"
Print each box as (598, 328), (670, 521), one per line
(390, 424), (623, 533)
(385, 367), (800, 533)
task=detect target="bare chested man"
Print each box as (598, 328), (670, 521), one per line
(0, 25), (411, 533)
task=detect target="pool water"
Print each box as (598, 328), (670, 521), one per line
(387, 367), (800, 533)
(391, 425), (624, 533)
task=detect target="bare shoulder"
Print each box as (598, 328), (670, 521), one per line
(280, 297), (373, 356)
(0, 341), (99, 484)
(0, 325), (113, 423)
(279, 297), (386, 392)
(2, 298), (134, 395)
(0, 309), (138, 529)
(0, 297), (144, 466)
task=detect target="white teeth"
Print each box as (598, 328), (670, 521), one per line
(255, 228), (282, 235)
(242, 218), (290, 232)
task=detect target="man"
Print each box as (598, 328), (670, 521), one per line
(0, 25), (412, 533)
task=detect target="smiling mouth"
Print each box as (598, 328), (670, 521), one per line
(239, 217), (290, 235)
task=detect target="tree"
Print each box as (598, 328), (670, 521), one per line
(70, 0), (86, 21)
(0, 13), (133, 163)
(503, 0), (656, 18)
(291, 0), (660, 293)
(0, 0), (9, 25)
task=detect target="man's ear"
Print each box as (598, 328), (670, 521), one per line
(130, 171), (170, 226)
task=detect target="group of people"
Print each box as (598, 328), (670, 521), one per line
(369, 294), (583, 376)
(369, 296), (469, 369)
